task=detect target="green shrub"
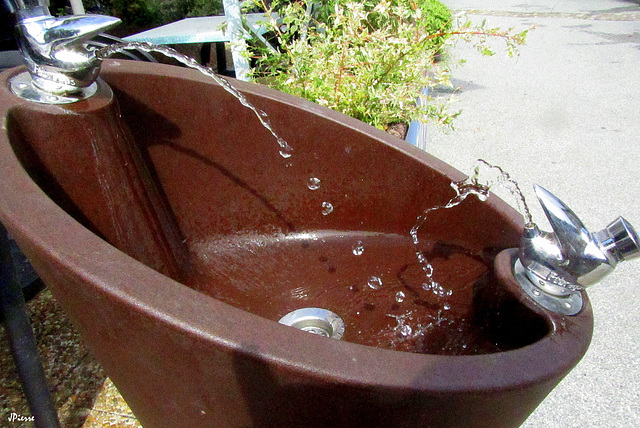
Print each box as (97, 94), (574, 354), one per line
(416, 0), (452, 50)
(305, 0), (452, 52)
(247, 0), (528, 131)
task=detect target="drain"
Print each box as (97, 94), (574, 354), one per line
(278, 308), (345, 340)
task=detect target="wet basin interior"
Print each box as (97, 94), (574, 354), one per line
(3, 61), (550, 356)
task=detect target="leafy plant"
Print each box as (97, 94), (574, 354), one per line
(246, 0), (529, 131)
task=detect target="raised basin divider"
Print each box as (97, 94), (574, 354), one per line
(6, 78), (190, 282)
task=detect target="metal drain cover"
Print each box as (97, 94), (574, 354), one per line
(278, 308), (345, 340)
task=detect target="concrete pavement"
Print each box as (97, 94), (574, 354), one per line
(427, 1), (640, 426)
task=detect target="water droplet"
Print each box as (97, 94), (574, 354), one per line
(422, 282), (432, 291)
(395, 291), (406, 303)
(321, 202), (333, 215)
(410, 227), (419, 245)
(443, 303), (451, 310)
(307, 177), (321, 190)
(532, 288), (541, 296)
(278, 139), (294, 158)
(367, 276), (382, 290)
(476, 192), (489, 202)
(433, 285), (442, 296)
(352, 241), (364, 256)
(433, 283), (447, 297)
(279, 148), (293, 159)
(422, 263), (433, 276)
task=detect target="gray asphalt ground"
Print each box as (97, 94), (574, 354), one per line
(426, 1), (640, 426)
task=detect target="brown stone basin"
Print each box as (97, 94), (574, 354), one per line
(0, 61), (592, 427)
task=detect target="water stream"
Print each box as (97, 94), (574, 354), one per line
(96, 42), (294, 158)
(410, 159), (532, 298)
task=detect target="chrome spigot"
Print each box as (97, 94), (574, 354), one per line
(4, 0), (120, 102)
(514, 185), (640, 314)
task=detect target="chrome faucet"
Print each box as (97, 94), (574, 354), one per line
(514, 184), (640, 314)
(3, 0), (120, 102)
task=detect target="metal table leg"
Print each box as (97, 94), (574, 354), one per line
(0, 222), (61, 428)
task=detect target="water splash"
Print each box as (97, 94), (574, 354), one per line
(410, 159), (532, 295)
(388, 313), (413, 338)
(96, 42), (294, 158)
(467, 159), (533, 225)
(409, 178), (482, 295)
(422, 280), (452, 297)
(410, 178), (486, 246)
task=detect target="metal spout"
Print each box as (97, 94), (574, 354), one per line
(516, 185), (639, 312)
(4, 0), (120, 102)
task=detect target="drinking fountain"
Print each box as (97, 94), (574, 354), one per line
(0, 3), (637, 427)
